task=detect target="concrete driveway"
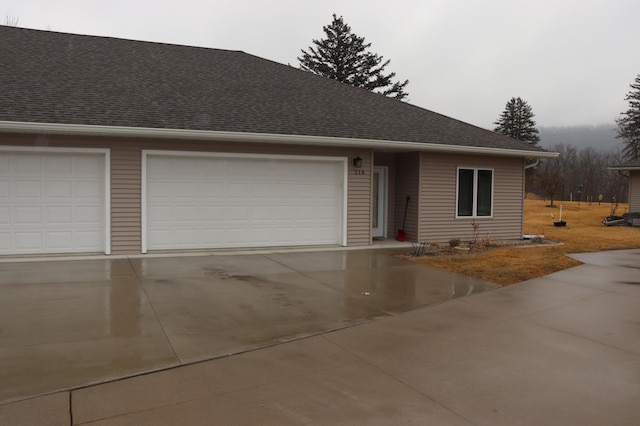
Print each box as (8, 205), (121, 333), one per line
(2, 248), (640, 425)
(0, 248), (497, 404)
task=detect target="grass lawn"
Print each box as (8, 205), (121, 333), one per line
(414, 199), (640, 285)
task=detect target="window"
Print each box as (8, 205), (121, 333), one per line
(457, 168), (493, 217)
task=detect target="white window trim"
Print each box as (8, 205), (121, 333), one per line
(141, 150), (348, 253)
(0, 145), (111, 255)
(455, 166), (494, 219)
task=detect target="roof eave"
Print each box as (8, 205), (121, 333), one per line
(0, 121), (559, 158)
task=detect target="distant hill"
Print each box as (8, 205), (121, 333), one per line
(538, 124), (621, 151)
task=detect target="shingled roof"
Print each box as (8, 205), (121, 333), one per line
(1, 25), (548, 154)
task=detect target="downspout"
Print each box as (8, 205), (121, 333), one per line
(522, 158), (539, 239)
(524, 159), (540, 169)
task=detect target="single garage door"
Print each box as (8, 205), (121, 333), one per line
(144, 152), (345, 251)
(0, 150), (107, 255)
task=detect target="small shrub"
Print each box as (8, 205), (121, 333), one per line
(470, 220), (480, 246)
(449, 238), (461, 249)
(532, 236), (544, 244)
(410, 242), (429, 256)
(481, 237), (496, 248)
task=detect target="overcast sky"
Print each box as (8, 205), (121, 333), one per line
(3, 0), (640, 129)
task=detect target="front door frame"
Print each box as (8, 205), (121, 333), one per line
(372, 166), (388, 238)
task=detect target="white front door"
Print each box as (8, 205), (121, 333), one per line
(372, 166), (387, 238)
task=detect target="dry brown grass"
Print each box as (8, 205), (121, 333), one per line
(414, 199), (640, 285)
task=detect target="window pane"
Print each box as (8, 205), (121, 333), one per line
(477, 170), (492, 216)
(457, 169), (474, 216)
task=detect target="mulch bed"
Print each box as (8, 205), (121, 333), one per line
(402, 237), (558, 258)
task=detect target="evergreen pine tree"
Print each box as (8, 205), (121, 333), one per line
(615, 74), (640, 160)
(298, 14), (409, 100)
(493, 97), (541, 145)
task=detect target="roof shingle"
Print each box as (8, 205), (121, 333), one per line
(1, 26), (546, 153)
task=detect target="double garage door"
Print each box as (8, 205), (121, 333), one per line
(144, 152), (346, 252)
(0, 149), (108, 255)
(0, 149), (345, 255)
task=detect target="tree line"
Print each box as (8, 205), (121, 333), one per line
(532, 144), (629, 205)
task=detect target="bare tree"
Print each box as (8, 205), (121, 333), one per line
(536, 159), (564, 206)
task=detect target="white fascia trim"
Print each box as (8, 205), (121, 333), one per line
(609, 166), (640, 171)
(0, 121), (559, 158)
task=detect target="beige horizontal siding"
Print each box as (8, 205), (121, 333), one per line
(110, 143), (142, 254)
(419, 152), (524, 242)
(346, 150), (372, 246)
(1, 133), (372, 253)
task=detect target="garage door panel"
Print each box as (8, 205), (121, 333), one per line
(148, 229), (172, 247)
(226, 183), (249, 197)
(175, 205), (198, 222)
(173, 158), (200, 177)
(175, 229), (201, 245)
(14, 180), (41, 198)
(175, 182), (199, 197)
(15, 206), (42, 224)
(148, 157), (173, 176)
(76, 180), (103, 198)
(148, 182), (173, 199)
(226, 206), (248, 220)
(44, 155), (73, 174)
(47, 232), (73, 249)
(146, 155), (344, 250)
(75, 230), (103, 248)
(0, 207), (9, 223)
(46, 206), (72, 223)
(201, 182), (225, 196)
(250, 206), (272, 220)
(0, 151), (106, 255)
(201, 205), (224, 218)
(15, 232), (42, 249)
(76, 206), (102, 224)
(45, 180), (72, 197)
(12, 154), (41, 174)
(0, 233), (9, 249)
(74, 156), (104, 174)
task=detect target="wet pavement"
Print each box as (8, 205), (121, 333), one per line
(0, 248), (497, 404)
(2, 248), (639, 425)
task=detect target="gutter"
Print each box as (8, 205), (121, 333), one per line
(0, 121), (560, 158)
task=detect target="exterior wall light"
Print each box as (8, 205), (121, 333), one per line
(352, 156), (363, 168)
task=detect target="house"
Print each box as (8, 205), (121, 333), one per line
(610, 159), (640, 212)
(0, 26), (557, 256)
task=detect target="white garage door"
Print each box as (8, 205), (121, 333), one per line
(144, 153), (345, 251)
(0, 150), (107, 255)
